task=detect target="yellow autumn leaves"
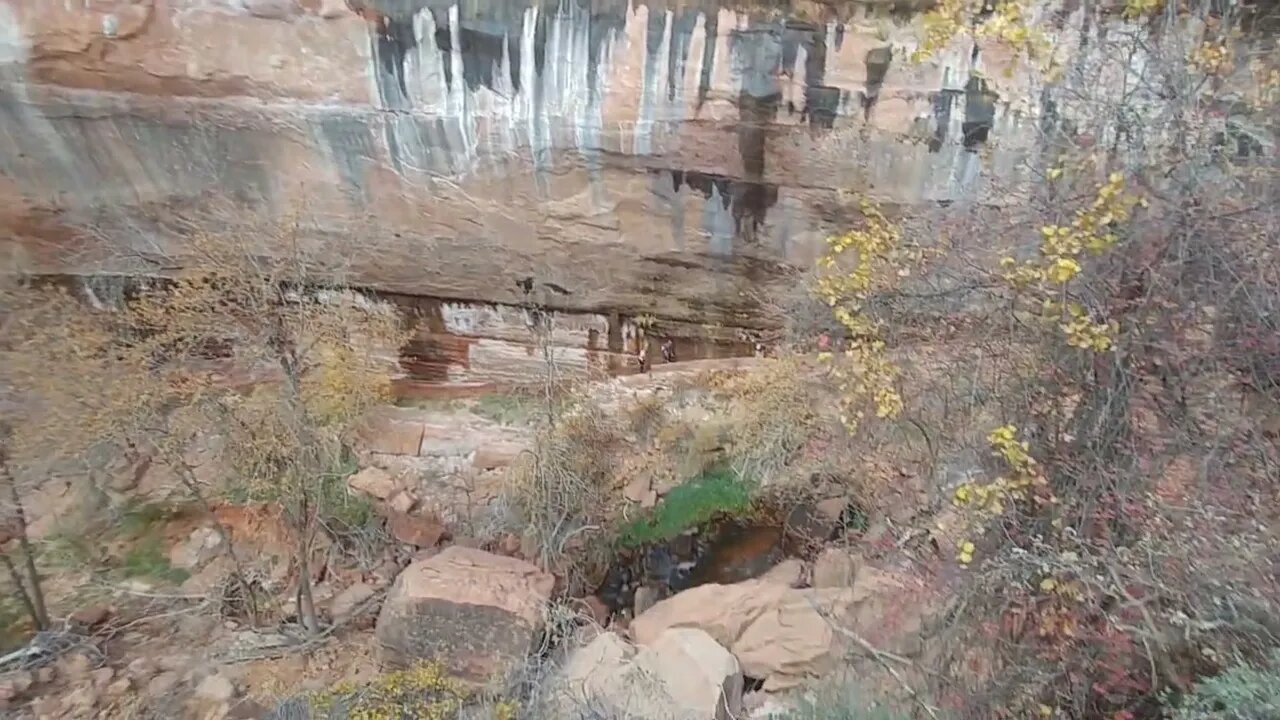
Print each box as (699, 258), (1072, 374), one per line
(1060, 304), (1119, 352)
(1189, 42), (1232, 75)
(1045, 257), (1082, 285)
(912, 0), (1051, 66)
(302, 339), (397, 426)
(989, 424), (1035, 472)
(815, 202), (907, 431)
(953, 425), (1054, 567)
(1122, 0), (1163, 17)
(998, 172), (1143, 353)
(913, 0), (966, 61)
(307, 661), (503, 720)
(911, 0), (1181, 79)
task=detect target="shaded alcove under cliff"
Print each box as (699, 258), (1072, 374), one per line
(38, 271), (764, 398)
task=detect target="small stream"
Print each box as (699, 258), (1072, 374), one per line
(597, 520), (790, 616)
(596, 497), (863, 618)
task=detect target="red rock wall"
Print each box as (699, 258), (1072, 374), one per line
(0, 0), (1049, 387)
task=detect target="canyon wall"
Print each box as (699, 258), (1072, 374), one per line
(0, 0), (1049, 389)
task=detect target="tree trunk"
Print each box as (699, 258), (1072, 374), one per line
(4, 478), (48, 630)
(295, 527), (320, 634)
(292, 472), (320, 635)
(169, 453), (261, 624)
(0, 552), (42, 631)
(526, 305), (558, 426)
(541, 329), (557, 426)
(269, 312), (322, 635)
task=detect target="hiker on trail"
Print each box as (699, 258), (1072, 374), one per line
(661, 338), (676, 364)
(818, 332), (831, 351)
(637, 334), (650, 373)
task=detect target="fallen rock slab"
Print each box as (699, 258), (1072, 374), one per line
(553, 628), (742, 719)
(168, 526), (225, 570)
(759, 558), (805, 587)
(328, 582), (377, 621)
(631, 567), (915, 691)
(387, 491), (416, 514)
(386, 510), (446, 548)
(812, 548), (860, 588)
(472, 441), (525, 470)
(354, 409), (425, 457)
(347, 466), (397, 501)
(375, 546), (554, 682)
(194, 674), (236, 703)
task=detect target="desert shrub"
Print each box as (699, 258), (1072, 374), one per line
(316, 455), (386, 566)
(779, 673), (911, 720)
(36, 497), (191, 581)
(618, 467), (754, 546)
(121, 535), (189, 584)
(295, 662), (480, 720)
(0, 592), (31, 652)
(624, 391), (669, 444)
(859, 1), (1280, 716)
(506, 400), (624, 589)
(652, 416), (728, 480)
(310, 455), (362, 519)
(678, 421), (728, 478)
(713, 357), (819, 484)
(95, 498), (191, 583)
(117, 500), (185, 536)
(1169, 651), (1280, 720)
(234, 451), (384, 569)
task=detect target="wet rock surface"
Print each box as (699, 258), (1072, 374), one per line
(597, 520), (794, 616)
(596, 487), (876, 624)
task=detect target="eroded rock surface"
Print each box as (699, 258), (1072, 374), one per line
(375, 546), (555, 681)
(350, 405), (529, 527)
(553, 629), (742, 720)
(631, 563), (923, 691)
(1, 1), (1036, 396)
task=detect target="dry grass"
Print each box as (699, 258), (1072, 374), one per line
(711, 355), (820, 486)
(505, 399), (625, 594)
(623, 392), (668, 445)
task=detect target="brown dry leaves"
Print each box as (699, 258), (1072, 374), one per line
(0, 281), (161, 472)
(1, 227), (409, 508)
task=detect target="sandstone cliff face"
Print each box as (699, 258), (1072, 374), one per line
(0, 0), (1043, 386)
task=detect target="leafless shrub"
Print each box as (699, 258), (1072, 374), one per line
(506, 399), (625, 594)
(714, 356), (821, 486)
(623, 392), (669, 445)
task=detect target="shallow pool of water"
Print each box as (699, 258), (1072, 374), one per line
(597, 519), (792, 615)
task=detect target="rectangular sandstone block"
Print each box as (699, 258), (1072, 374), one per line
(353, 409), (426, 456)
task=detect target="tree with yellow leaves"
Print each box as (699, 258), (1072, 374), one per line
(1, 222), (408, 637)
(120, 228), (409, 634)
(802, 0), (1280, 716)
(813, 200), (919, 431)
